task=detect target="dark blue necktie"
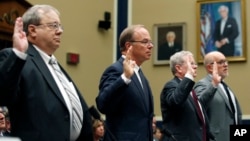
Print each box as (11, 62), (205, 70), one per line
(138, 69), (149, 106)
(221, 81), (235, 124)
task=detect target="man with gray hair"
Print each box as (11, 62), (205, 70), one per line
(0, 5), (93, 141)
(158, 31), (182, 60)
(213, 5), (239, 56)
(160, 51), (215, 141)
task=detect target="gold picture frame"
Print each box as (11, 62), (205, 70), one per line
(196, 0), (246, 62)
(153, 23), (186, 65)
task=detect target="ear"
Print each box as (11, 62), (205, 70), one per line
(124, 42), (132, 51)
(175, 64), (182, 73)
(28, 25), (37, 37)
(207, 64), (213, 72)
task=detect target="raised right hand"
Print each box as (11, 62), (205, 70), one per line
(12, 17), (28, 52)
(211, 62), (221, 87)
(123, 46), (136, 79)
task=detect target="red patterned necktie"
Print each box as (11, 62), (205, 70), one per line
(192, 90), (206, 141)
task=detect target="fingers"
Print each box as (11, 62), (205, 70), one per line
(212, 62), (221, 86)
(13, 17), (28, 52)
(125, 46), (132, 61)
(212, 62), (218, 74)
(14, 17), (23, 34)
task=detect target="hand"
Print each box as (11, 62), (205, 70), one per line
(220, 38), (228, 45)
(215, 41), (222, 48)
(211, 62), (221, 86)
(186, 56), (197, 78)
(123, 46), (136, 79)
(12, 17), (28, 52)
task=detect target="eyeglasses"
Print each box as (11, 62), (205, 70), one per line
(130, 40), (154, 46)
(210, 60), (228, 65)
(36, 22), (63, 31)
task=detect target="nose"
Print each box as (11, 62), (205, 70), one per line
(56, 28), (63, 34)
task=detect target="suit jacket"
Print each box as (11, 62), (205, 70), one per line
(160, 76), (214, 141)
(0, 48), (25, 101)
(213, 17), (239, 56)
(158, 42), (182, 60)
(194, 75), (242, 141)
(96, 57), (154, 141)
(0, 45), (93, 141)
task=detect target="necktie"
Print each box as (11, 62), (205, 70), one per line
(221, 81), (235, 124)
(49, 58), (83, 135)
(138, 69), (149, 106)
(192, 90), (206, 141)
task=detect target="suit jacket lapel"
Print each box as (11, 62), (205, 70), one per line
(131, 74), (149, 111)
(27, 45), (67, 107)
(119, 57), (149, 112)
(217, 85), (234, 113)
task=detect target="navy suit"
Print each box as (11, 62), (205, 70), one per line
(0, 45), (93, 141)
(96, 57), (154, 141)
(0, 49), (25, 98)
(213, 17), (239, 56)
(160, 77), (214, 141)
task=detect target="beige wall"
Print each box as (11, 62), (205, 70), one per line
(27, 0), (249, 117)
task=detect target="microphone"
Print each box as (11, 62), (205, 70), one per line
(88, 105), (117, 141)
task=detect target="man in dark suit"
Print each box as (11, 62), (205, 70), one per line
(158, 31), (182, 60)
(160, 51), (215, 141)
(96, 25), (154, 141)
(213, 5), (239, 56)
(0, 5), (93, 141)
(194, 51), (242, 141)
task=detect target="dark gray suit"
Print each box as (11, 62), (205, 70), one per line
(194, 75), (242, 141)
(0, 45), (93, 141)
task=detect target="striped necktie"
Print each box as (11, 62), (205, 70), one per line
(49, 58), (83, 136)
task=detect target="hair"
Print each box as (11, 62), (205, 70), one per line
(119, 24), (145, 52)
(169, 50), (193, 75)
(166, 31), (176, 38)
(22, 4), (60, 35)
(218, 5), (229, 13)
(92, 118), (103, 130)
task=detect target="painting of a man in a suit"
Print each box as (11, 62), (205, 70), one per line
(158, 31), (182, 60)
(213, 5), (239, 56)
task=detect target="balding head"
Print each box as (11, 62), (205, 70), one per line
(203, 51), (228, 79)
(204, 51), (225, 65)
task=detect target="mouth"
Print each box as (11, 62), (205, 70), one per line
(54, 38), (61, 43)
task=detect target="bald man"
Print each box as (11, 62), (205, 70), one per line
(194, 51), (242, 141)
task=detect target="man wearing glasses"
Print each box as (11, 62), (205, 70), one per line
(96, 25), (154, 141)
(0, 5), (93, 141)
(194, 51), (242, 141)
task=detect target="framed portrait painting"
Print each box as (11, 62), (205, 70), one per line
(196, 0), (246, 62)
(153, 23), (186, 65)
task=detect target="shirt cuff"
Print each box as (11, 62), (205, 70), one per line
(185, 73), (194, 81)
(12, 48), (27, 60)
(121, 73), (131, 84)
